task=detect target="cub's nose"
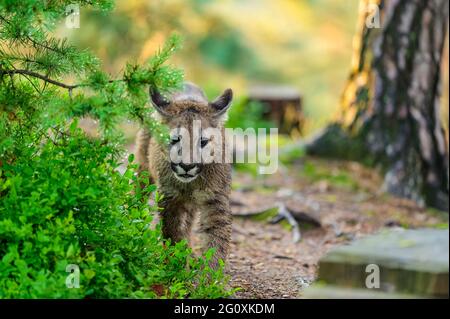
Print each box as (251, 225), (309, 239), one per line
(179, 163), (196, 172)
(171, 162), (200, 176)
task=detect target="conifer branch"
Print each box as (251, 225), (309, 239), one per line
(0, 68), (80, 90)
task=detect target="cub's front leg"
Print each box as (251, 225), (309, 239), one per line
(159, 198), (194, 244)
(199, 196), (232, 270)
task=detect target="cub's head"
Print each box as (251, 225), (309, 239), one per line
(150, 83), (233, 183)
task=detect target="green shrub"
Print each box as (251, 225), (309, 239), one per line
(0, 0), (233, 298)
(0, 128), (233, 298)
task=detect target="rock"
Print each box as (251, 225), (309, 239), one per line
(303, 285), (425, 299)
(308, 228), (449, 298)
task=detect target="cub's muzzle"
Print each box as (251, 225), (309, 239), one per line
(171, 162), (202, 183)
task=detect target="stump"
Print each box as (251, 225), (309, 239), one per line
(248, 85), (303, 137)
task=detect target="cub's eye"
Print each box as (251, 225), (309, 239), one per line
(200, 138), (209, 148)
(170, 136), (180, 145)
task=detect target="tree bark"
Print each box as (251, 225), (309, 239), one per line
(308, 0), (449, 211)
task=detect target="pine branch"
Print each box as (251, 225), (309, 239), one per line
(0, 68), (129, 93)
(0, 68), (80, 90)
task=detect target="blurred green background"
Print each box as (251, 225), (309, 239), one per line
(60, 0), (361, 136)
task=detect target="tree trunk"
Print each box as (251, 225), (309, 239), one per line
(308, 0), (449, 211)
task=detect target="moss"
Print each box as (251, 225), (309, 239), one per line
(305, 123), (370, 163)
(426, 208), (449, 222)
(231, 181), (254, 192)
(279, 143), (306, 165)
(245, 207), (290, 230)
(233, 163), (260, 177)
(300, 162), (359, 191)
(433, 223), (449, 230)
(298, 221), (316, 231)
(249, 207), (279, 222)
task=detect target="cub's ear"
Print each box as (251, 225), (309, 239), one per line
(149, 87), (171, 117)
(210, 88), (233, 119)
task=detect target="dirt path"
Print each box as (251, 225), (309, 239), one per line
(226, 218), (320, 298)
(216, 158), (447, 299)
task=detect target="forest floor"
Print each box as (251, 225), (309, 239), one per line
(112, 124), (448, 299)
(190, 157), (448, 299)
(81, 118), (448, 299)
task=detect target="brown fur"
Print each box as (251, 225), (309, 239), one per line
(135, 83), (232, 269)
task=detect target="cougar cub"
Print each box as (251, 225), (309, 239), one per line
(135, 82), (233, 269)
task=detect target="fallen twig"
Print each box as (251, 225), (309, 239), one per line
(271, 202), (301, 243)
